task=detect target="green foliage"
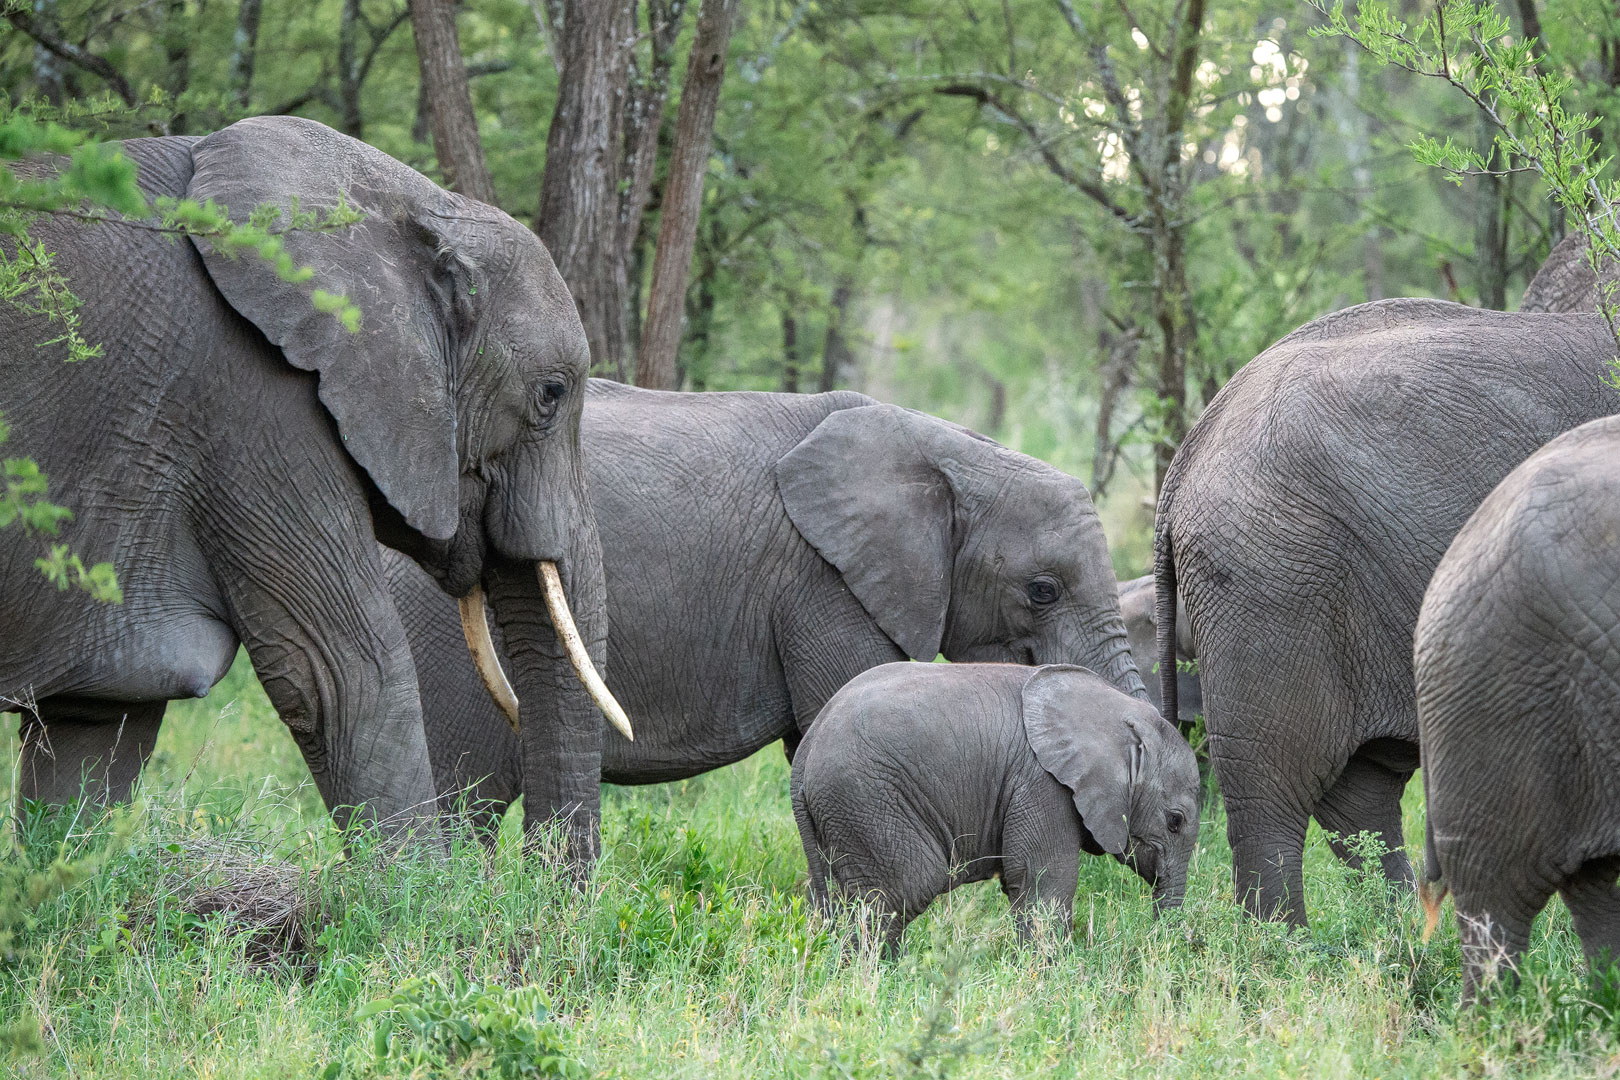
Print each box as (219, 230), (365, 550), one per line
(338, 975), (583, 1080)
(1312, 0), (1620, 386)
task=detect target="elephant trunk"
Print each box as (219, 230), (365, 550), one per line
(1045, 608), (1148, 703)
(485, 537), (610, 866)
(479, 424), (615, 868)
(457, 573), (627, 742)
(1152, 879), (1187, 914)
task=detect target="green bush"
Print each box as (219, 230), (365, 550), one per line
(335, 974), (583, 1080)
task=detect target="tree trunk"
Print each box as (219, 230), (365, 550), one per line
(228, 0), (264, 109)
(781, 310), (800, 393)
(410, 0), (497, 203)
(338, 0), (365, 137)
(635, 0), (740, 390)
(163, 0), (191, 134)
(1150, 0), (1205, 497)
(537, 0), (637, 380)
(1514, 0), (1565, 248)
(30, 0), (73, 105)
(1091, 319), (1137, 499)
(985, 374), (1006, 435)
(684, 214), (723, 391)
(819, 280), (853, 392)
(1474, 107), (1508, 310)
(620, 1), (687, 264)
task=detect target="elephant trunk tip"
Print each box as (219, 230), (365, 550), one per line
(1419, 877), (1449, 943)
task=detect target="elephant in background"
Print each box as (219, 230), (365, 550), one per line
(1118, 576), (1201, 730)
(1518, 232), (1619, 314)
(792, 662), (1199, 954)
(386, 380), (1146, 826)
(1416, 416), (1620, 999)
(1155, 298), (1615, 926)
(0, 118), (619, 851)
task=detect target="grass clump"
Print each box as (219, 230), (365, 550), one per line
(335, 974), (582, 1080)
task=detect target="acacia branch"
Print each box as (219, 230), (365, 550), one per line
(933, 83), (1137, 226)
(4, 8), (138, 107)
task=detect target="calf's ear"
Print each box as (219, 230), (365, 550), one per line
(1020, 664), (1144, 855)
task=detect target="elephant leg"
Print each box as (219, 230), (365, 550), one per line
(1312, 742), (1416, 890)
(1199, 612), (1365, 927)
(830, 845), (943, 959)
(17, 699), (165, 806)
(1001, 789), (1082, 943)
(1562, 857), (1620, 979)
(1456, 903), (1536, 1004)
(1003, 852), (1079, 944)
(1211, 727), (1314, 925)
(211, 535), (438, 838)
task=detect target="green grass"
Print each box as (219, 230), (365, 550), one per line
(2, 654), (1617, 1077)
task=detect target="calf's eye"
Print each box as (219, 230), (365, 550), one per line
(1167, 810), (1186, 834)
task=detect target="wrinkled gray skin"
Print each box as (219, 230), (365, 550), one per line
(1416, 416), (1620, 1001)
(1518, 232), (1619, 314)
(387, 381), (1145, 826)
(1118, 576), (1201, 730)
(791, 662), (1199, 954)
(1155, 298), (1615, 926)
(0, 118), (608, 851)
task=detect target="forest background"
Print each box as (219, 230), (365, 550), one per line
(10, 0), (1602, 572)
(7, 3), (1620, 1076)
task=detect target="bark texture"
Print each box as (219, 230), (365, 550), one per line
(228, 0), (264, 108)
(636, 0), (740, 390)
(537, 0), (637, 379)
(410, 0), (496, 203)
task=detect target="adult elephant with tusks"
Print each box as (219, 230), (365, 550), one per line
(0, 117), (629, 858)
(1154, 297), (1615, 927)
(384, 381), (1146, 829)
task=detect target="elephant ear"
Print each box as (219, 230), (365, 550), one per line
(776, 404), (954, 660)
(186, 116), (483, 541)
(1020, 665), (1145, 855)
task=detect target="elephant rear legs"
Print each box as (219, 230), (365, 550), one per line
(1219, 739), (1416, 926)
(1314, 742), (1417, 891)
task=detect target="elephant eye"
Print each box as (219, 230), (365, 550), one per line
(532, 379), (568, 423)
(1167, 810), (1186, 834)
(1026, 578), (1061, 606)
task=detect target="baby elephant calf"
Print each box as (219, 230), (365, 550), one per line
(791, 662), (1200, 953)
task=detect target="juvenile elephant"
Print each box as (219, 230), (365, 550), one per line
(0, 118), (622, 849)
(1155, 298), (1615, 925)
(791, 662), (1199, 954)
(1416, 416), (1620, 998)
(387, 380), (1145, 823)
(1118, 576), (1201, 730)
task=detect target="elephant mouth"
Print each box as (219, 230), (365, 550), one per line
(457, 561), (633, 742)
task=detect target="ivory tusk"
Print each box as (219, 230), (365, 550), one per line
(537, 560), (634, 742)
(458, 585), (521, 735)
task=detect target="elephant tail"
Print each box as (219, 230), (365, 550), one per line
(1419, 792), (1449, 943)
(1153, 516), (1181, 735)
